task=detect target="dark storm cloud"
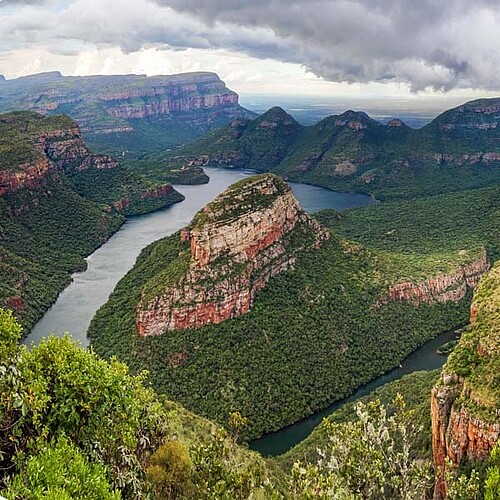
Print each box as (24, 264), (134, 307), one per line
(2, 0), (500, 91)
(153, 0), (500, 91)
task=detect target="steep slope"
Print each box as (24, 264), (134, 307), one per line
(136, 174), (329, 335)
(0, 71), (254, 158)
(0, 111), (183, 328)
(90, 174), (483, 440)
(158, 98), (500, 200)
(431, 262), (500, 499)
(0, 313), (288, 499)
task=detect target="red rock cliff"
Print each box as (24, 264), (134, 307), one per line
(0, 124), (120, 200)
(431, 262), (500, 498)
(379, 249), (489, 306)
(136, 174), (329, 336)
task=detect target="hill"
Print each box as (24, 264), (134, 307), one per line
(152, 98), (500, 200)
(0, 111), (183, 329)
(89, 174), (487, 440)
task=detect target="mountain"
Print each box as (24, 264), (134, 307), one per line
(90, 174), (487, 440)
(0, 71), (254, 158)
(155, 98), (500, 200)
(0, 111), (183, 328)
(431, 261), (500, 498)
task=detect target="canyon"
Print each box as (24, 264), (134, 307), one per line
(0, 111), (183, 328)
(0, 71), (253, 155)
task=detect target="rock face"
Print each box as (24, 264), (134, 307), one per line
(136, 174), (329, 336)
(0, 72), (252, 148)
(0, 126), (115, 205)
(380, 250), (489, 306)
(0, 112), (181, 216)
(431, 262), (500, 499)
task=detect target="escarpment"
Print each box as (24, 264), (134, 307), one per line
(431, 262), (500, 499)
(379, 249), (490, 307)
(0, 72), (253, 154)
(136, 174), (330, 336)
(0, 111), (183, 327)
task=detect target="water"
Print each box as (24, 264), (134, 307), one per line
(25, 167), (375, 346)
(250, 328), (457, 457)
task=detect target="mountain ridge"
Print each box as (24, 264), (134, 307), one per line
(154, 97), (500, 200)
(0, 71), (255, 158)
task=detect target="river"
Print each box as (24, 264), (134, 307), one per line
(25, 167), (375, 346)
(24, 166), (452, 458)
(250, 328), (457, 456)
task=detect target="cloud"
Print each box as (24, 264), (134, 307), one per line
(1, 0), (500, 91)
(151, 0), (500, 91)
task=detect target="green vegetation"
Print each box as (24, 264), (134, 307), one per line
(0, 309), (286, 499)
(90, 222), (470, 440)
(158, 99), (500, 200)
(445, 261), (500, 414)
(191, 173), (291, 227)
(447, 445), (500, 500)
(0, 111), (74, 170)
(0, 111), (184, 329)
(0, 178), (123, 329)
(0, 71), (253, 159)
(126, 150), (210, 185)
(289, 396), (433, 499)
(278, 370), (440, 471)
(317, 184), (500, 263)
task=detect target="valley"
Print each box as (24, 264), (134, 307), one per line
(1, 79), (499, 499)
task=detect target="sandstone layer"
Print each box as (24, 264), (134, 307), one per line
(0, 72), (247, 137)
(431, 262), (500, 499)
(136, 174), (329, 336)
(380, 250), (490, 306)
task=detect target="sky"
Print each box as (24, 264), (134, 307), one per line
(1, 0), (499, 101)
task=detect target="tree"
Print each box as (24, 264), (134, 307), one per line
(291, 396), (432, 499)
(146, 440), (192, 498)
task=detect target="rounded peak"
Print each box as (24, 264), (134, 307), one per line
(386, 118), (408, 128)
(0, 74), (5, 82)
(332, 110), (380, 131)
(257, 107), (298, 126)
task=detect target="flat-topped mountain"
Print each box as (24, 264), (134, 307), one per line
(158, 98), (500, 200)
(0, 111), (183, 327)
(0, 71), (254, 157)
(136, 174), (329, 335)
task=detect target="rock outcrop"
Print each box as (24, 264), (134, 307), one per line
(136, 174), (329, 336)
(0, 121), (117, 200)
(0, 71), (251, 140)
(380, 250), (490, 306)
(431, 262), (500, 499)
(0, 112), (182, 217)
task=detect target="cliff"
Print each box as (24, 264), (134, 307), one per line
(379, 249), (490, 306)
(136, 174), (329, 336)
(0, 71), (254, 156)
(0, 111), (183, 328)
(431, 262), (500, 498)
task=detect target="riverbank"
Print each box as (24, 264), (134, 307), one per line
(250, 328), (457, 456)
(26, 168), (375, 346)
